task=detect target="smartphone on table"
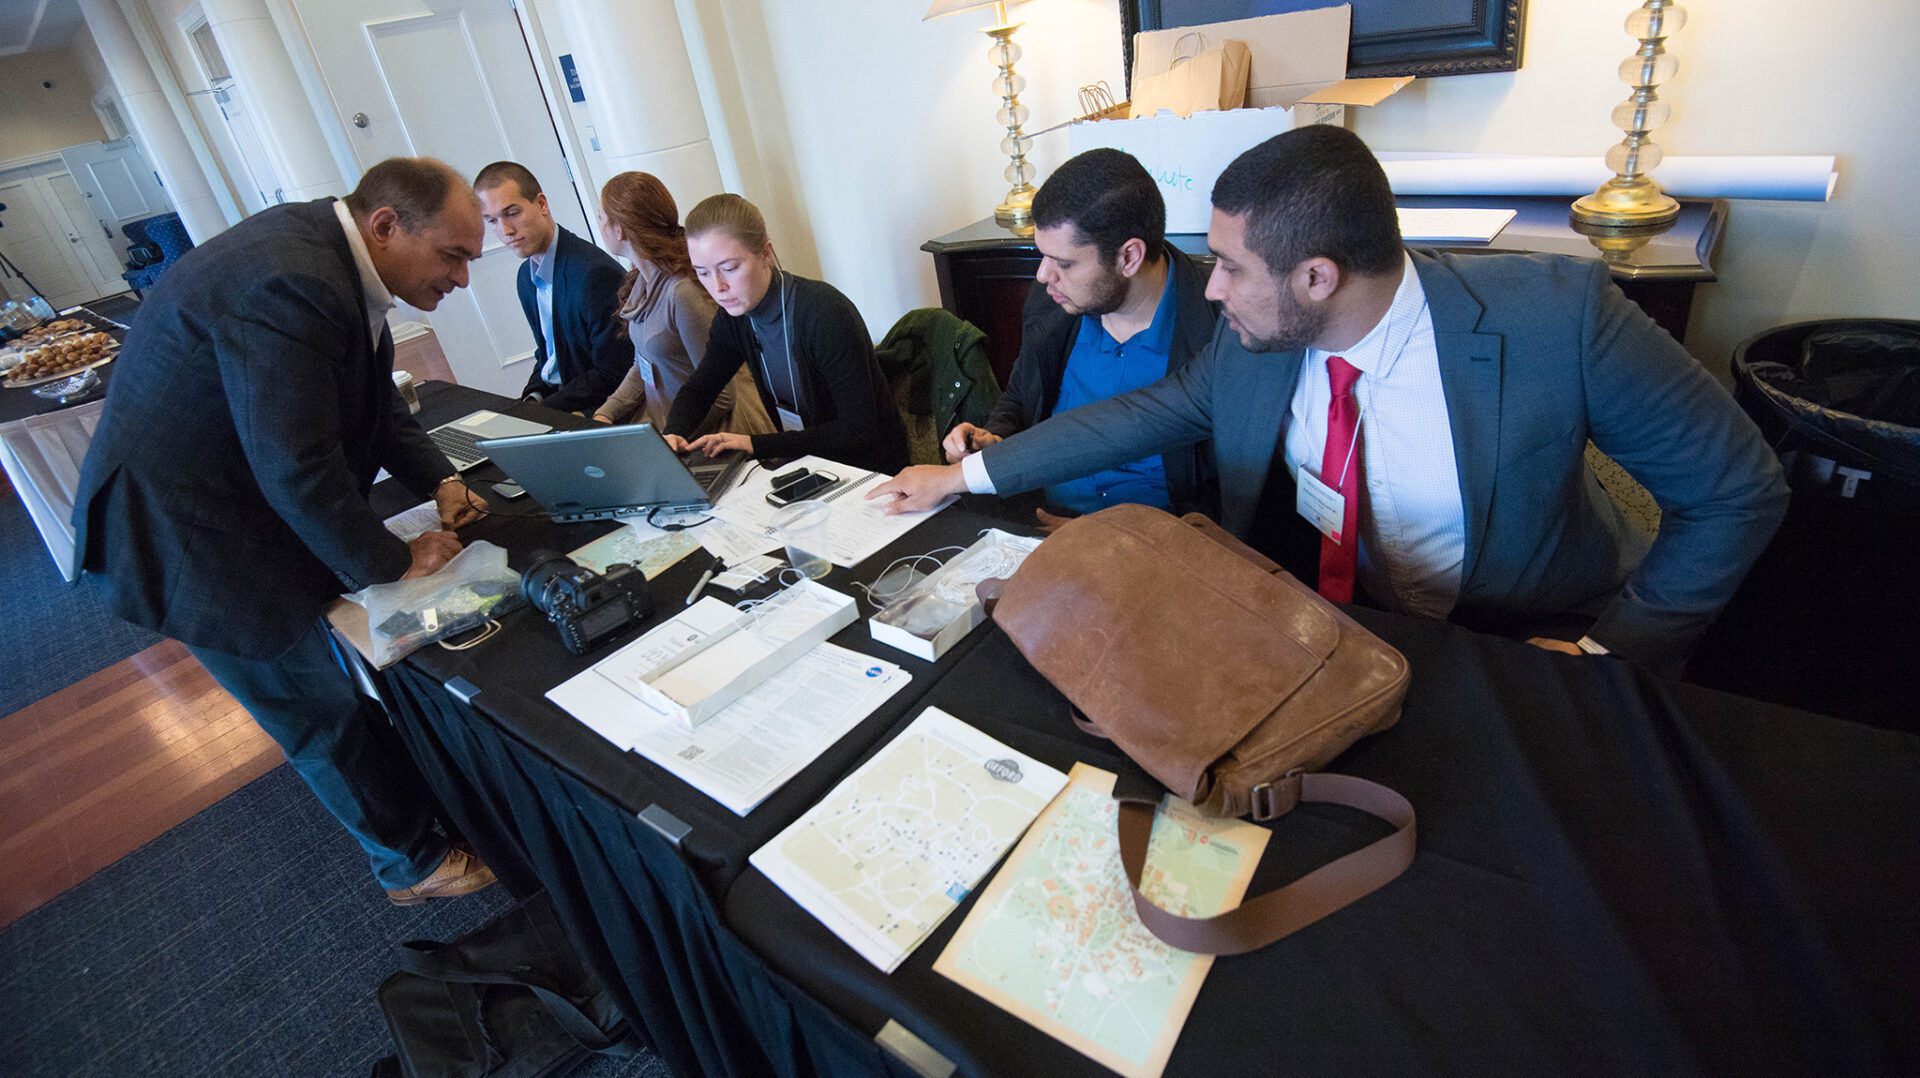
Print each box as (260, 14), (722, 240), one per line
(765, 469), (841, 507)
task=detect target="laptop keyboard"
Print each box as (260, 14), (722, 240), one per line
(430, 426), (488, 470)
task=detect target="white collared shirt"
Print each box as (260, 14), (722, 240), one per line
(1284, 253), (1465, 618)
(529, 229), (560, 384)
(332, 198), (396, 349)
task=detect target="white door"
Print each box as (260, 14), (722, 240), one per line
(211, 83), (286, 213)
(288, 0), (596, 395)
(60, 138), (173, 269)
(47, 173), (130, 300)
(0, 169), (113, 309)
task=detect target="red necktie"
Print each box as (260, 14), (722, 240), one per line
(1317, 356), (1362, 602)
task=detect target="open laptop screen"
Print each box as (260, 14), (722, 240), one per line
(477, 424), (711, 521)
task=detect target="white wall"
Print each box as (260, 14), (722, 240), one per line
(695, 0), (1917, 373)
(688, 0), (1125, 337)
(1352, 0), (1920, 374)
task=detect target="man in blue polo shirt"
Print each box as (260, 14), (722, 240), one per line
(942, 148), (1217, 515)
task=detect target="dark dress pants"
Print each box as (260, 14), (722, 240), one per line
(187, 619), (450, 890)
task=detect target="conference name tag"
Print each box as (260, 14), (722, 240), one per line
(777, 406), (806, 432)
(1296, 467), (1347, 543)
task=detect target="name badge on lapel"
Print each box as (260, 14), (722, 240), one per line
(776, 406), (806, 432)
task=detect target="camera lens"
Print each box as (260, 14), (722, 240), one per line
(522, 550), (589, 616)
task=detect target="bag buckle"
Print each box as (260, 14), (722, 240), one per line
(1249, 770), (1306, 822)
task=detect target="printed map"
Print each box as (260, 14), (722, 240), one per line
(933, 764), (1268, 1078)
(750, 708), (1067, 972)
(568, 523), (703, 578)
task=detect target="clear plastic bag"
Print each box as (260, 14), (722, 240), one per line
(344, 540), (524, 665)
(869, 530), (1041, 653)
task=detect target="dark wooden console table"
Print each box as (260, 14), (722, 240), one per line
(923, 195), (1728, 387)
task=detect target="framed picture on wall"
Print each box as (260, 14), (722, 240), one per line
(1121, 1), (1527, 83)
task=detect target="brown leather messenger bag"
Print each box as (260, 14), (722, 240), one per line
(982, 504), (1417, 955)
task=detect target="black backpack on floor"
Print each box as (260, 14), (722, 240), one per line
(370, 890), (644, 1078)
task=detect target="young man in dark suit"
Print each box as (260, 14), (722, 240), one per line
(942, 148), (1218, 516)
(874, 126), (1789, 674)
(71, 157), (499, 905)
(473, 161), (628, 413)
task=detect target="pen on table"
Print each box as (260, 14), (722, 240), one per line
(686, 558), (722, 606)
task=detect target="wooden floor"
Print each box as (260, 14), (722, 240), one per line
(0, 640), (281, 929)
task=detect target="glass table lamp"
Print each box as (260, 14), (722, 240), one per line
(925, 0), (1039, 230)
(1572, 0), (1688, 230)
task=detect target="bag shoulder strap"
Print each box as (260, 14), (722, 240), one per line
(1117, 772), (1416, 955)
(397, 941), (635, 1056)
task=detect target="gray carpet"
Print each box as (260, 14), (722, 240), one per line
(0, 486), (161, 718)
(0, 763), (672, 1077)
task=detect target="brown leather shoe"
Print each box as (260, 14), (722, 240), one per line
(386, 844), (498, 906)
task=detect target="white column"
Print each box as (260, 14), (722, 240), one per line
(553, 0), (725, 208)
(76, 0), (228, 244)
(201, 0), (345, 203)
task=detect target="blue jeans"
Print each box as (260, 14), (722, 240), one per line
(188, 621), (450, 890)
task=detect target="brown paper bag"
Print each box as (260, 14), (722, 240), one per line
(1129, 34), (1252, 118)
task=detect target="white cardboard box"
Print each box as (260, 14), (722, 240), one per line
(617, 580), (857, 730)
(1070, 5), (1411, 233)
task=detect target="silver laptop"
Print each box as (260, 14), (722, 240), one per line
(429, 410), (553, 471)
(477, 423), (715, 522)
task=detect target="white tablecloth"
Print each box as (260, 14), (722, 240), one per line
(0, 399), (103, 581)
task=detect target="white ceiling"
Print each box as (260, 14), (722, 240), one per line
(0, 0), (86, 58)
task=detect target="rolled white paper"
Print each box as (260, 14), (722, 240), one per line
(1375, 153), (1838, 202)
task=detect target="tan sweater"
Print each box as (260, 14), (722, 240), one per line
(593, 261), (772, 437)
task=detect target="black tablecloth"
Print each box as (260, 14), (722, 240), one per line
(727, 617), (1920, 1077)
(375, 382), (1919, 1078)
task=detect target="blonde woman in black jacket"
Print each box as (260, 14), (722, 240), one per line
(663, 193), (908, 474)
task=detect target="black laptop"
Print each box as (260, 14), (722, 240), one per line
(477, 424), (746, 522)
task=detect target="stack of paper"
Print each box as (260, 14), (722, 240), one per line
(750, 708), (1067, 972)
(1395, 207), (1517, 244)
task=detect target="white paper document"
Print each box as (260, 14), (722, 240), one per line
(709, 455), (953, 568)
(1395, 207), (1516, 244)
(382, 501), (444, 542)
(749, 707), (1069, 973)
(693, 517), (783, 565)
(547, 639), (910, 816)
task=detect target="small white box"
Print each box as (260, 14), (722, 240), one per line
(868, 531), (1041, 662)
(616, 580), (857, 730)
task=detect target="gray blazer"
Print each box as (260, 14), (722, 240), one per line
(982, 250), (1789, 668)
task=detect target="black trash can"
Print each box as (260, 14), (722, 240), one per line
(1689, 319), (1920, 730)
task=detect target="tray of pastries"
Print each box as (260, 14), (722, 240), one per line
(17, 317), (91, 344)
(3, 331), (118, 388)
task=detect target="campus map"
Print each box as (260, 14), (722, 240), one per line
(933, 764), (1269, 1078)
(749, 708), (1067, 973)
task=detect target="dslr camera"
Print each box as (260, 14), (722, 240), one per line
(521, 549), (653, 656)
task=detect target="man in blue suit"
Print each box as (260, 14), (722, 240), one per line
(73, 158), (498, 904)
(474, 161), (627, 413)
(874, 126), (1788, 673)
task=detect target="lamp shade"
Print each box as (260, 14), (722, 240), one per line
(923, 0), (1011, 21)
